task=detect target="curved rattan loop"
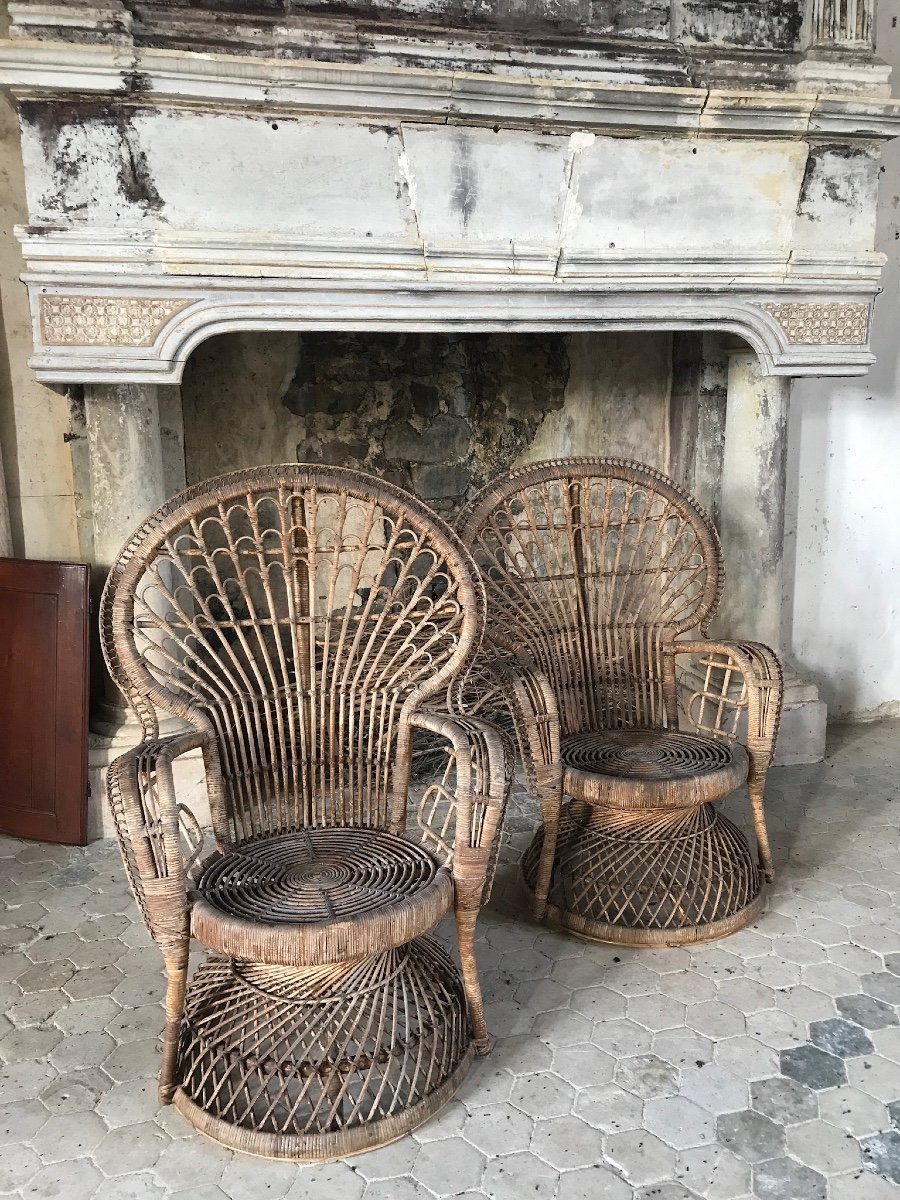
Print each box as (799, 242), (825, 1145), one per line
(102, 463), (484, 729)
(457, 456), (724, 643)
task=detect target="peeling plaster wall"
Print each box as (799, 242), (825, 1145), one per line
(0, 85), (79, 561)
(181, 330), (671, 518)
(786, 0), (900, 719)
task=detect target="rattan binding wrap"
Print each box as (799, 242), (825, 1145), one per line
(100, 464), (510, 1158)
(458, 458), (783, 947)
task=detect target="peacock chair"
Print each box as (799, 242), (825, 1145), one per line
(100, 464), (510, 1159)
(456, 457), (783, 947)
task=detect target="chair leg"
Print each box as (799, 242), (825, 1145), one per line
(532, 774), (563, 921)
(158, 948), (189, 1105)
(455, 909), (491, 1055)
(749, 777), (775, 884)
(532, 812), (558, 922)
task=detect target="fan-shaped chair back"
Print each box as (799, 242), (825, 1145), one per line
(457, 459), (723, 736)
(101, 465), (483, 844)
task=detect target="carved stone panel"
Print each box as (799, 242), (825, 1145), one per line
(762, 302), (869, 345)
(39, 295), (191, 347)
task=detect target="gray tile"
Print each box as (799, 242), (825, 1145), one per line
(786, 1119), (861, 1173)
(460, 1102), (532, 1156)
(0, 1099), (48, 1145)
(94, 1171), (167, 1200)
(635, 1187), (703, 1200)
(808, 1017), (874, 1058)
(859, 971), (900, 1006)
(93, 1121), (170, 1175)
(716, 1109), (786, 1163)
(481, 1152), (559, 1200)
(556, 1164), (632, 1200)
(615, 1054), (678, 1100)
(509, 1071), (575, 1119)
(674, 1144), (751, 1200)
(0, 1143), (42, 1192)
(751, 1156), (826, 1200)
(861, 1129), (900, 1185)
(530, 1114), (600, 1170)
(551, 1042), (615, 1088)
(680, 1063), (747, 1116)
(40, 1069), (110, 1115)
(605, 1129), (676, 1186)
(836, 994), (899, 1030)
(819, 1087), (889, 1136)
(779, 1044), (847, 1090)
(412, 1136), (485, 1193)
(22, 1158), (104, 1199)
(573, 1083), (644, 1133)
(643, 1096), (715, 1150)
(29, 1109), (108, 1163)
(749, 1076), (818, 1125)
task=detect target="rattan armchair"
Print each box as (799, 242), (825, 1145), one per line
(457, 458), (783, 947)
(100, 465), (510, 1159)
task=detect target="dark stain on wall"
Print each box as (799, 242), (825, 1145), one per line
(675, 0), (803, 49)
(20, 99), (165, 218)
(797, 144), (880, 220)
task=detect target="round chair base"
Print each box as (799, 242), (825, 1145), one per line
(172, 937), (474, 1160)
(522, 801), (764, 947)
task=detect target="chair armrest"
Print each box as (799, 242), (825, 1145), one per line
(449, 652), (561, 791)
(408, 709), (512, 910)
(106, 730), (210, 951)
(672, 639), (783, 773)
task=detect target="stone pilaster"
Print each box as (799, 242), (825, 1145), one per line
(716, 351), (826, 765)
(82, 382), (200, 837)
(84, 382), (168, 737)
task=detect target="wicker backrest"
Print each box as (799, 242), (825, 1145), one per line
(101, 465), (483, 840)
(456, 458), (723, 735)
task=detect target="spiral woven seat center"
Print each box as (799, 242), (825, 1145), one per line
(561, 727), (748, 810)
(191, 828), (453, 966)
(198, 828), (438, 923)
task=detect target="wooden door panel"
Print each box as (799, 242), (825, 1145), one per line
(0, 559), (89, 845)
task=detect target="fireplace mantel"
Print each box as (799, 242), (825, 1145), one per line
(2, 0), (899, 382)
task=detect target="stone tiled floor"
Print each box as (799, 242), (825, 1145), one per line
(2, 720), (900, 1199)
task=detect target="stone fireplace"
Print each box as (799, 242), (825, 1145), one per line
(1, 0), (899, 833)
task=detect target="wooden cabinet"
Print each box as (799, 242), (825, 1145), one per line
(0, 559), (89, 844)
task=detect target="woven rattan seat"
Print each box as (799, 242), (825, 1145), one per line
(561, 729), (748, 810)
(191, 828), (454, 965)
(457, 458), (783, 947)
(100, 465), (510, 1159)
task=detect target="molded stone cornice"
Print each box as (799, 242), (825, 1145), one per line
(22, 279), (879, 384)
(2, 40), (899, 141)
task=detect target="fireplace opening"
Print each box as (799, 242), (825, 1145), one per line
(181, 330), (678, 517)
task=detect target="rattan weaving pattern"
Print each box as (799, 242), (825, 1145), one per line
(562, 728), (733, 779)
(196, 829), (439, 924)
(522, 800), (762, 945)
(175, 937), (471, 1158)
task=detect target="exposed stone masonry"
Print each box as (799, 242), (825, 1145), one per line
(281, 332), (569, 517)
